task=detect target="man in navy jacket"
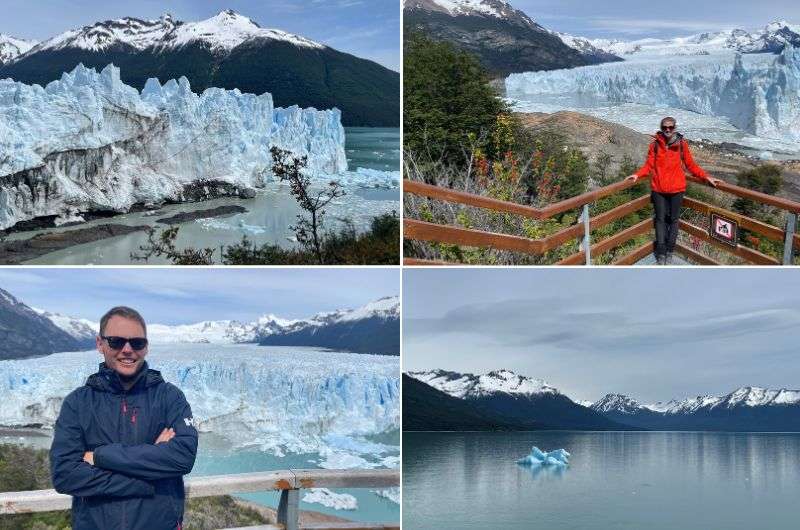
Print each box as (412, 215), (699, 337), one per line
(50, 306), (198, 530)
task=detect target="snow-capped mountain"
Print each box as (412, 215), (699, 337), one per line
(582, 20), (800, 58)
(404, 0), (618, 76)
(0, 10), (399, 127)
(553, 32), (624, 63)
(32, 309), (96, 344)
(405, 0), (542, 30)
(0, 289), (90, 359)
(591, 393), (646, 415)
(591, 386), (800, 431)
(0, 62), (346, 230)
(24, 10), (323, 56)
(258, 296), (400, 355)
(407, 369), (627, 430)
(409, 368), (559, 399)
(0, 34), (37, 64)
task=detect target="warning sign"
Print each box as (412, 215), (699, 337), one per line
(709, 213), (738, 247)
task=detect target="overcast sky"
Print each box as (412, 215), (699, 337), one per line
(403, 268), (800, 404)
(0, 267), (398, 325)
(515, 0), (800, 39)
(0, 0), (399, 71)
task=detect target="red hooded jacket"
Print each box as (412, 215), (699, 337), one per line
(635, 132), (709, 193)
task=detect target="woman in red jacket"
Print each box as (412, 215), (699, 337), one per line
(626, 117), (721, 265)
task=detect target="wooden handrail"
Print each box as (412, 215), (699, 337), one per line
(403, 219), (545, 254)
(0, 469), (400, 515)
(679, 220), (780, 265)
(404, 194), (652, 258)
(688, 176), (800, 214)
(403, 258), (452, 266)
(557, 218), (653, 265)
(683, 197), (800, 249)
(404, 173), (800, 265)
(404, 176), (651, 221)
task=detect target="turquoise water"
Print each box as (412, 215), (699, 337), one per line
(193, 432), (399, 523)
(403, 431), (800, 530)
(1, 431), (399, 523)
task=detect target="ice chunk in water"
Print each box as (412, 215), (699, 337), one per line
(517, 446), (570, 467)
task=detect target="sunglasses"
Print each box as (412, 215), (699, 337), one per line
(661, 125), (676, 131)
(102, 336), (148, 351)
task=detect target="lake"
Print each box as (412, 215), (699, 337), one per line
(403, 431), (800, 530)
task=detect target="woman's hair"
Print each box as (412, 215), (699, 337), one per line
(99, 306), (147, 336)
(660, 116), (677, 127)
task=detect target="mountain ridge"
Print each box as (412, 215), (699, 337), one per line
(0, 10), (399, 127)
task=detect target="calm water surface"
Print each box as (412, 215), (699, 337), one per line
(403, 431), (800, 530)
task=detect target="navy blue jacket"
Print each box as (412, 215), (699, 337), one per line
(50, 362), (198, 530)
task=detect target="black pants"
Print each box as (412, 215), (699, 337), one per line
(651, 191), (684, 257)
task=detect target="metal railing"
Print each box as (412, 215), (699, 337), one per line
(0, 468), (400, 530)
(404, 175), (800, 266)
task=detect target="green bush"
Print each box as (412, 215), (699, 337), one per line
(404, 33), (507, 166)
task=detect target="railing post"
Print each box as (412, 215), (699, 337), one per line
(581, 204), (591, 265)
(784, 212), (797, 265)
(277, 488), (300, 530)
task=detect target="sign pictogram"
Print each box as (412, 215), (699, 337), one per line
(709, 213), (738, 247)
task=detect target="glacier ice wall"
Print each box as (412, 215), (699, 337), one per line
(0, 63), (347, 230)
(506, 45), (800, 143)
(0, 344), (398, 457)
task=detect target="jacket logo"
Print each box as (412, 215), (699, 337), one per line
(184, 417), (195, 428)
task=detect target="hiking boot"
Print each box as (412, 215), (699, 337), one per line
(656, 254), (667, 266)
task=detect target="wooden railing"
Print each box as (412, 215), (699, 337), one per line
(404, 174), (800, 266)
(0, 468), (399, 530)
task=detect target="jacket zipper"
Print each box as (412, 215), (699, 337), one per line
(121, 393), (128, 530)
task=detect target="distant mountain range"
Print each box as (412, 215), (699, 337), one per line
(258, 296), (400, 355)
(579, 20), (800, 58)
(0, 289), (399, 359)
(403, 0), (621, 77)
(589, 387), (800, 432)
(406, 369), (629, 431)
(0, 288), (94, 359)
(0, 10), (399, 126)
(404, 0), (800, 78)
(405, 369), (800, 432)
(0, 34), (36, 64)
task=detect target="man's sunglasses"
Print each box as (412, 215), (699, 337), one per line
(661, 125), (676, 131)
(102, 336), (148, 351)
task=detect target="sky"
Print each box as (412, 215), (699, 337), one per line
(0, 0), (400, 71)
(0, 267), (398, 325)
(514, 0), (800, 39)
(403, 268), (800, 404)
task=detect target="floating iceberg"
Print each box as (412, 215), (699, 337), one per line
(517, 446), (570, 467)
(0, 63), (347, 230)
(506, 44), (800, 144)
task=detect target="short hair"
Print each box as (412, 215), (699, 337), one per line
(660, 116), (677, 127)
(99, 306), (147, 336)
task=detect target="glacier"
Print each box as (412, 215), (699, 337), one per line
(0, 344), (399, 460)
(506, 45), (800, 149)
(517, 446), (570, 467)
(0, 63), (347, 230)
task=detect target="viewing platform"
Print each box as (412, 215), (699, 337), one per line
(404, 175), (800, 266)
